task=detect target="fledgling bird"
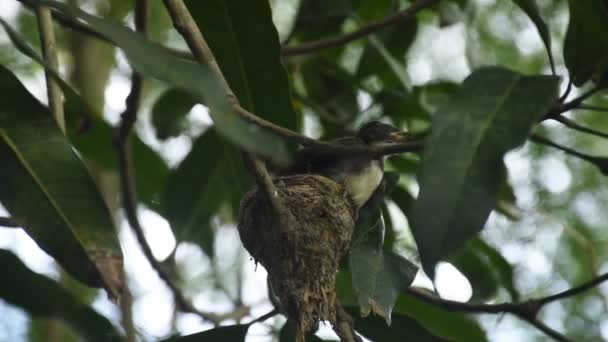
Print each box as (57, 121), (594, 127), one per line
(285, 121), (411, 208)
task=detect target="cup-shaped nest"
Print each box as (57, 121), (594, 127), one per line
(238, 174), (356, 334)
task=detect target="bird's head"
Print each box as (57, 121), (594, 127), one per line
(356, 121), (411, 146)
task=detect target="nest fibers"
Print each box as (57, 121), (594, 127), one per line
(238, 174), (356, 336)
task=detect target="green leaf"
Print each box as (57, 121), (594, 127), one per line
(349, 244), (418, 323)
(450, 239), (500, 302)
(0, 18), (169, 207)
(161, 130), (241, 256)
(301, 59), (359, 129)
(0, 66), (123, 297)
(41, 0), (290, 162)
(162, 324), (249, 342)
(278, 321), (328, 342)
(512, 0), (555, 73)
(0, 250), (122, 342)
(564, 0), (608, 85)
(350, 308), (447, 342)
(185, 0), (298, 131)
(473, 239), (519, 301)
(356, 12), (418, 88)
(151, 88), (197, 140)
(410, 67), (559, 277)
(395, 293), (487, 341)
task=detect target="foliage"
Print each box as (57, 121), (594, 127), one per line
(1, 0), (608, 341)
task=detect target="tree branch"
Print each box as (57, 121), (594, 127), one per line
(35, 4), (65, 132)
(281, 0), (439, 56)
(538, 272), (608, 306)
(552, 115), (608, 140)
(530, 133), (608, 175)
(549, 85), (606, 118)
(578, 104), (608, 112)
(0, 217), (20, 228)
(112, 0), (238, 325)
(408, 273), (608, 341)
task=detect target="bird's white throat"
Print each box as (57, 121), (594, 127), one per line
(344, 160), (383, 208)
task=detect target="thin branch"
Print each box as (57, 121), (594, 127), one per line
(234, 104), (423, 157)
(21, 0), (424, 158)
(0, 217), (20, 228)
(407, 273), (608, 341)
(539, 272), (608, 305)
(552, 115), (608, 139)
(526, 318), (571, 342)
(530, 133), (608, 175)
(405, 289), (569, 341)
(112, 0), (230, 325)
(281, 0), (439, 56)
(578, 104), (608, 112)
(550, 85), (606, 117)
(248, 309), (279, 325)
(35, 4), (65, 132)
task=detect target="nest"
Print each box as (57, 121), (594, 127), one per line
(238, 174), (356, 336)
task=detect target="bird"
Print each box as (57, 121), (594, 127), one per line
(284, 121), (412, 208)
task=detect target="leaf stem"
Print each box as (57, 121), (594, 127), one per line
(530, 133), (608, 174)
(281, 0), (439, 56)
(552, 115), (608, 139)
(112, 0), (236, 325)
(0, 217), (20, 228)
(35, 4), (65, 132)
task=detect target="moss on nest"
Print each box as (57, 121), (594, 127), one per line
(238, 174), (356, 335)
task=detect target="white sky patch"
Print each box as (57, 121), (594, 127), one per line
(0, 228), (58, 280)
(516, 26), (544, 56)
(539, 156), (572, 194)
(408, 23), (470, 85)
(104, 72), (131, 125)
(435, 262), (473, 302)
(139, 208), (176, 261)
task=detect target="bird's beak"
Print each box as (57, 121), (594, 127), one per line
(387, 131), (413, 143)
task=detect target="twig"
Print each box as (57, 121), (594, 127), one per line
(538, 272), (608, 305)
(579, 104), (608, 112)
(405, 289), (568, 341)
(552, 115), (608, 139)
(0, 217), (20, 228)
(20, 0), (424, 158)
(408, 273), (608, 341)
(549, 85), (606, 117)
(530, 133), (608, 175)
(112, 0), (228, 325)
(35, 4), (65, 132)
(281, 0), (439, 56)
(234, 104), (423, 157)
(248, 309), (279, 325)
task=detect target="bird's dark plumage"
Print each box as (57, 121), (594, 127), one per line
(283, 121), (409, 208)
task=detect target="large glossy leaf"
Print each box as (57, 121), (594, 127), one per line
(349, 176), (417, 324)
(395, 293), (487, 341)
(161, 130), (237, 256)
(151, 88), (197, 140)
(450, 238), (518, 302)
(0, 66), (123, 298)
(185, 0), (298, 130)
(349, 245), (418, 324)
(350, 308), (446, 342)
(0, 250), (122, 342)
(410, 67), (559, 277)
(564, 0), (608, 85)
(357, 17), (418, 90)
(162, 324), (249, 342)
(278, 321), (328, 342)
(512, 0), (555, 73)
(0, 18), (169, 207)
(41, 0), (290, 162)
